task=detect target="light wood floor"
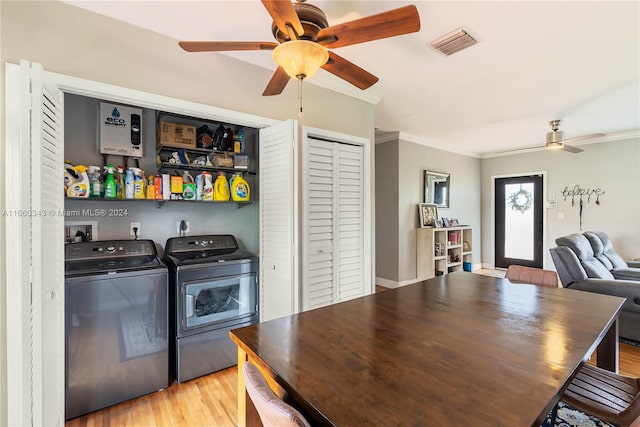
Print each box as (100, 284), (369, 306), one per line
(67, 279), (640, 426)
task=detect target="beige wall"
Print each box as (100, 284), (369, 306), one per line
(375, 136), (482, 284)
(481, 137), (640, 269)
(0, 1), (376, 423)
(375, 140), (399, 280)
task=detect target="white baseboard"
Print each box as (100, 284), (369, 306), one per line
(376, 277), (423, 289)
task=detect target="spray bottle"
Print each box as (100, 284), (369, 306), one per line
(131, 167), (146, 199)
(103, 165), (117, 198)
(125, 168), (135, 199)
(116, 166), (125, 199)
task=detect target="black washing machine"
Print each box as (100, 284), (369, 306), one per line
(164, 234), (259, 383)
(64, 239), (169, 420)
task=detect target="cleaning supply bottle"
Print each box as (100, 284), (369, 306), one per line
(195, 173), (204, 201)
(66, 165), (90, 198)
(125, 168), (135, 199)
(213, 172), (230, 201)
(236, 128), (245, 153)
(230, 173), (250, 202)
(64, 161), (77, 194)
(146, 175), (155, 200)
(87, 166), (102, 198)
(131, 168), (145, 199)
(103, 165), (117, 198)
(201, 172), (214, 201)
(116, 166), (125, 199)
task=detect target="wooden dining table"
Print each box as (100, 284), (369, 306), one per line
(230, 271), (625, 427)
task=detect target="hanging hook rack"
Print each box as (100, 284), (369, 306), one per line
(561, 185), (605, 204)
(561, 184), (605, 230)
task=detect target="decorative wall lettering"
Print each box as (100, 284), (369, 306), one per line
(560, 185), (605, 230)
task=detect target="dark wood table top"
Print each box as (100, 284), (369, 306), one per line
(230, 272), (625, 427)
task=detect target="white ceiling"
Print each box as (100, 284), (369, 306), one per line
(63, 0), (640, 157)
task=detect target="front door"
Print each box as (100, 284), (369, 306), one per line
(495, 175), (543, 269)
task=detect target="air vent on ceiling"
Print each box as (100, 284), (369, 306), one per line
(431, 28), (477, 56)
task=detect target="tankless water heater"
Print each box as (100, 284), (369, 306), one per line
(98, 102), (143, 157)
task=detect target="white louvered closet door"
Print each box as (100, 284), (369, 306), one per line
(304, 137), (364, 310)
(22, 61), (65, 426)
(259, 120), (298, 321)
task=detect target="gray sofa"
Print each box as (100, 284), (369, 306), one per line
(550, 231), (640, 342)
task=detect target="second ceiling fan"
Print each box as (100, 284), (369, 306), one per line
(179, 0), (421, 96)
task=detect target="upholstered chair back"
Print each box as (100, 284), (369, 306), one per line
(584, 231), (629, 270)
(555, 233), (614, 280)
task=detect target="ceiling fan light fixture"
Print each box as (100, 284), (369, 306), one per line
(272, 40), (329, 80)
(545, 141), (564, 150)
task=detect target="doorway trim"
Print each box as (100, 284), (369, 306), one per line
(4, 61), (279, 425)
(490, 171), (548, 270)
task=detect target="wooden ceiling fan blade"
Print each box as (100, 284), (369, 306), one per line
(561, 144), (584, 154)
(261, 0), (304, 40)
(317, 5), (420, 49)
(179, 41), (278, 52)
(322, 52), (378, 90)
(263, 66), (290, 96)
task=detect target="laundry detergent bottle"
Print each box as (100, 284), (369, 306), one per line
(201, 172), (214, 201)
(66, 165), (90, 198)
(213, 172), (230, 201)
(230, 173), (250, 202)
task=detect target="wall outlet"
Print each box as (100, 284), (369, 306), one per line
(177, 220), (190, 234)
(130, 222), (141, 237)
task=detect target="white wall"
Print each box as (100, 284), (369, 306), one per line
(481, 137), (640, 269)
(375, 136), (482, 285)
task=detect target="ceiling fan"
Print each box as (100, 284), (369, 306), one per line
(495, 120), (605, 155)
(178, 0), (421, 97)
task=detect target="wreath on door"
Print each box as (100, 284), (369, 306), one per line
(507, 186), (532, 213)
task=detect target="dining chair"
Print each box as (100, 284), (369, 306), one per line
(505, 264), (559, 288)
(553, 363), (640, 426)
(242, 362), (311, 427)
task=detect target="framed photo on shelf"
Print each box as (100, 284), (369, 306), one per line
(442, 217), (451, 228)
(450, 218), (459, 227)
(434, 219), (443, 228)
(463, 241), (471, 251)
(418, 203), (439, 228)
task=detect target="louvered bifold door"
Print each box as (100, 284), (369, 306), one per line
(303, 138), (364, 310)
(304, 138), (335, 310)
(259, 120), (298, 321)
(28, 62), (65, 426)
(336, 143), (365, 302)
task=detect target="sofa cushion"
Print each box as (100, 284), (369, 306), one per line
(587, 231), (628, 269)
(556, 233), (614, 279)
(551, 246), (588, 285)
(612, 268), (640, 281)
(584, 231), (614, 270)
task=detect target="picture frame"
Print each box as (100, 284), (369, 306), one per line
(434, 219), (443, 228)
(442, 217), (451, 228)
(450, 218), (459, 227)
(418, 203), (439, 228)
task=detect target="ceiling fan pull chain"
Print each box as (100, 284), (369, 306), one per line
(298, 77), (304, 118)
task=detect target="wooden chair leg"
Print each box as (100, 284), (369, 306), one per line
(549, 402), (559, 426)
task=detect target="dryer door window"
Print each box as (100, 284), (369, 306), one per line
(183, 273), (257, 330)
